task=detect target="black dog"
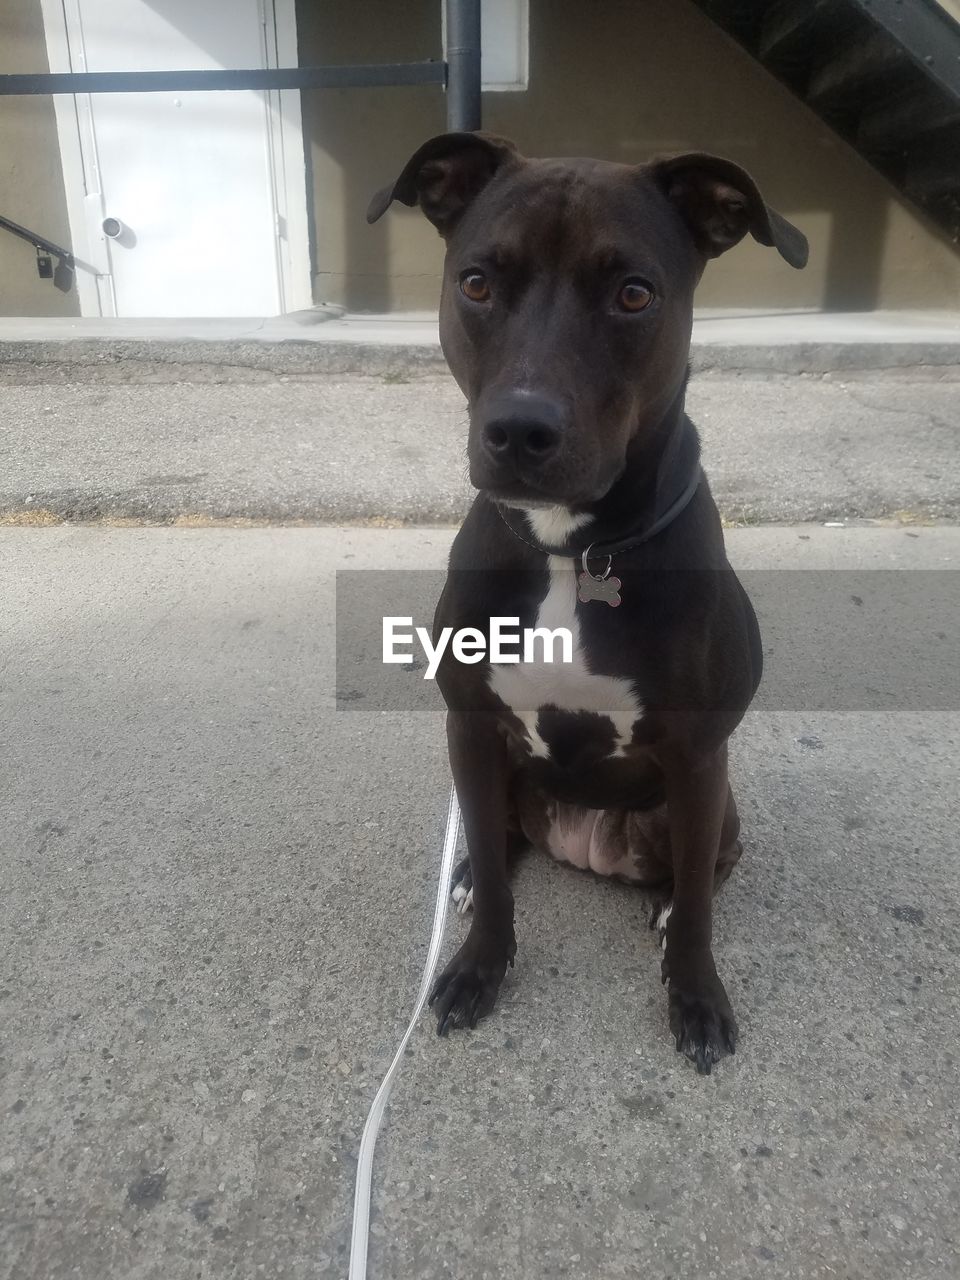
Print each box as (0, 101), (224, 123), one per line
(369, 133), (807, 1072)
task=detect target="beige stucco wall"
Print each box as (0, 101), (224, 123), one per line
(1, 0), (957, 316)
(299, 0), (960, 313)
(0, 0), (79, 316)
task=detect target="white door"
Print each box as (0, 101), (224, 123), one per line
(44, 0), (310, 317)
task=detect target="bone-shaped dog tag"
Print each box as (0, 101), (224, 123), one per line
(578, 571), (622, 606)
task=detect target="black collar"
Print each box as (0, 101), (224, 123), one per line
(492, 446), (703, 564)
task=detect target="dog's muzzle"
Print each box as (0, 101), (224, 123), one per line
(478, 391), (568, 473)
(477, 390), (568, 475)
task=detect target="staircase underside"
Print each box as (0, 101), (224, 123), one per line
(690, 0), (960, 245)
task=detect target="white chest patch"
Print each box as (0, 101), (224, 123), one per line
(517, 504), (592, 547)
(487, 556), (643, 759)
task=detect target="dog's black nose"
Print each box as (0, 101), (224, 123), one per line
(481, 393), (565, 466)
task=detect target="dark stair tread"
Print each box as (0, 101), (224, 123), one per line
(859, 90), (960, 151)
(692, 0), (773, 45)
(905, 150), (960, 199)
(845, 0), (960, 99)
(806, 31), (915, 111)
(759, 0), (859, 66)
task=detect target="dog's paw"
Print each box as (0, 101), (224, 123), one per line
(666, 970), (738, 1075)
(648, 899), (672, 952)
(429, 929), (516, 1035)
(450, 856), (473, 915)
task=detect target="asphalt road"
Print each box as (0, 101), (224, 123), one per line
(2, 525), (958, 1280)
(1, 369), (958, 525)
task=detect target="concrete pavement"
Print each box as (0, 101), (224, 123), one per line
(1, 525), (959, 1280)
(2, 369), (959, 526)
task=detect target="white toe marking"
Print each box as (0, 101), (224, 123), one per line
(657, 902), (673, 951)
(452, 883), (473, 914)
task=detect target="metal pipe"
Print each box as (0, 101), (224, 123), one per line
(445, 0), (481, 131)
(0, 62), (446, 96)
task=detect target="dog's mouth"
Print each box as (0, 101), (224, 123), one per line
(476, 475), (554, 504)
(477, 478), (589, 510)
(490, 492), (561, 510)
(471, 462), (620, 511)
(470, 453), (581, 504)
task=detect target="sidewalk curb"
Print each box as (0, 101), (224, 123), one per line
(2, 337), (960, 381)
(1, 495), (954, 527)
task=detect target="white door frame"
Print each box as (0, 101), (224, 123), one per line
(39, 0), (312, 317)
(261, 2), (313, 314)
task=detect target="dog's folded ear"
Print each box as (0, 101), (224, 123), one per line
(367, 131), (520, 234)
(651, 153), (808, 269)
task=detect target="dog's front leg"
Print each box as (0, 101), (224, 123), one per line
(429, 710), (516, 1034)
(661, 740), (738, 1073)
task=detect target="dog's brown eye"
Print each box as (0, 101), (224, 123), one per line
(460, 271), (491, 303)
(618, 280), (654, 312)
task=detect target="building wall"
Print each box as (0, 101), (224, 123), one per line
(0, 0), (79, 316)
(1, 0), (958, 316)
(298, 0), (960, 313)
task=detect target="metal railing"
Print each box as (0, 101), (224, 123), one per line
(0, 0), (482, 288)
(0, 213), (74, 269)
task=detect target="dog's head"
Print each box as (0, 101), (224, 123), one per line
(369, 132), (807, 509)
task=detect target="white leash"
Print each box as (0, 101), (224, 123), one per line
(348, 784), (462, 1280)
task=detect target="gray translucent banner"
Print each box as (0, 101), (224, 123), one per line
(335, 570), (959, 711)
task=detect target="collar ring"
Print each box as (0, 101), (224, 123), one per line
(582, 543), (613, 580)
